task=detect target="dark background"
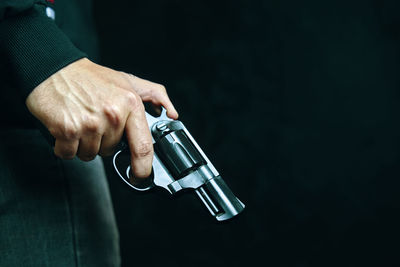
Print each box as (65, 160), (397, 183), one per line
(93, 1), (400, 266)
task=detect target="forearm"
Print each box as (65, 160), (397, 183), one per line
(0, 1), (85, 99)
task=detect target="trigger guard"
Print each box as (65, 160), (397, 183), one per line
(126, 166), (154, 191)
(112, 149), (155, 192)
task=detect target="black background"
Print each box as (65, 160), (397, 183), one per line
(93, 1), (400, 266)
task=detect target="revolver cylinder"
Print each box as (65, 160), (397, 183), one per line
(113, 110), (245, 221)
(153, 129), (206, 179)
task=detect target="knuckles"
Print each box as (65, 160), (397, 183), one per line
(125, 91), (140, 108)
(64, 127), (79, 140)
(54, 146), (76, 160)
(132, 141), (153, 158)
(49, 116), (103, 140)
(157, 84), (166, 93)
(49, 122), (79, 140)
(103, 104), (122, 127)
(81, 116), (101, 134)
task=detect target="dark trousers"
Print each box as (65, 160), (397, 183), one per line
(0, 129), (120, 266)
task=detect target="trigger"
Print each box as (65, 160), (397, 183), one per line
(112, 149), (154, 191)
(126, 165), (154, 191)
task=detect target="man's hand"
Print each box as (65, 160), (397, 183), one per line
(26, 58), (178, 179)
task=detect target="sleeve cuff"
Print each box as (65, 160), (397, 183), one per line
(0, 4), (87, 99)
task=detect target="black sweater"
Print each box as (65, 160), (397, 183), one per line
(0, 0), (98, 128)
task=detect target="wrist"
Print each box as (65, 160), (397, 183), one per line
(0, 4), (86, 100)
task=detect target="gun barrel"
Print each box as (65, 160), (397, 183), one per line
(113, 109), (245, 221)
(195, 176), (245, 221)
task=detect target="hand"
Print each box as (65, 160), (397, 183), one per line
(26, 58), (178, 179)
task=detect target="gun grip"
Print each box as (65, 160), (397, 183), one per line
(113, 146), (155, 191)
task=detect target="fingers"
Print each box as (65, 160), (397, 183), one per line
(54, 139), (79, 160)
(125, 101), (153, 179)
(48, 69), (173, 176)
(77, 133), (102, 161)
(151, 85), (179, 119)
(54, 135), (102, 161)
(99, 131), (123, 157)
(125, 74), (179, 119)
(99, 103), (126, 156)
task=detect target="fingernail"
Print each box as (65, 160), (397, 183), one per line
(168, 109), (179, 119)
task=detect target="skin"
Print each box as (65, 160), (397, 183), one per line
(26, 58), (178, 182)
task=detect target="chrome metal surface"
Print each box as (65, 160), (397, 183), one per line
(113, 107), (245, 221)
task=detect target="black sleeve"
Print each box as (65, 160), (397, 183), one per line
(0, 0), (86, 99)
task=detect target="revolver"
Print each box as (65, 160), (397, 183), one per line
(113, 108), (245, 221)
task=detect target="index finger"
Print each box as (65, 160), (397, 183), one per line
(125, 103), (154, 180)
(125, 74), (179, 119)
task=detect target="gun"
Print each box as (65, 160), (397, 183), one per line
(113, 108), (245, 221)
